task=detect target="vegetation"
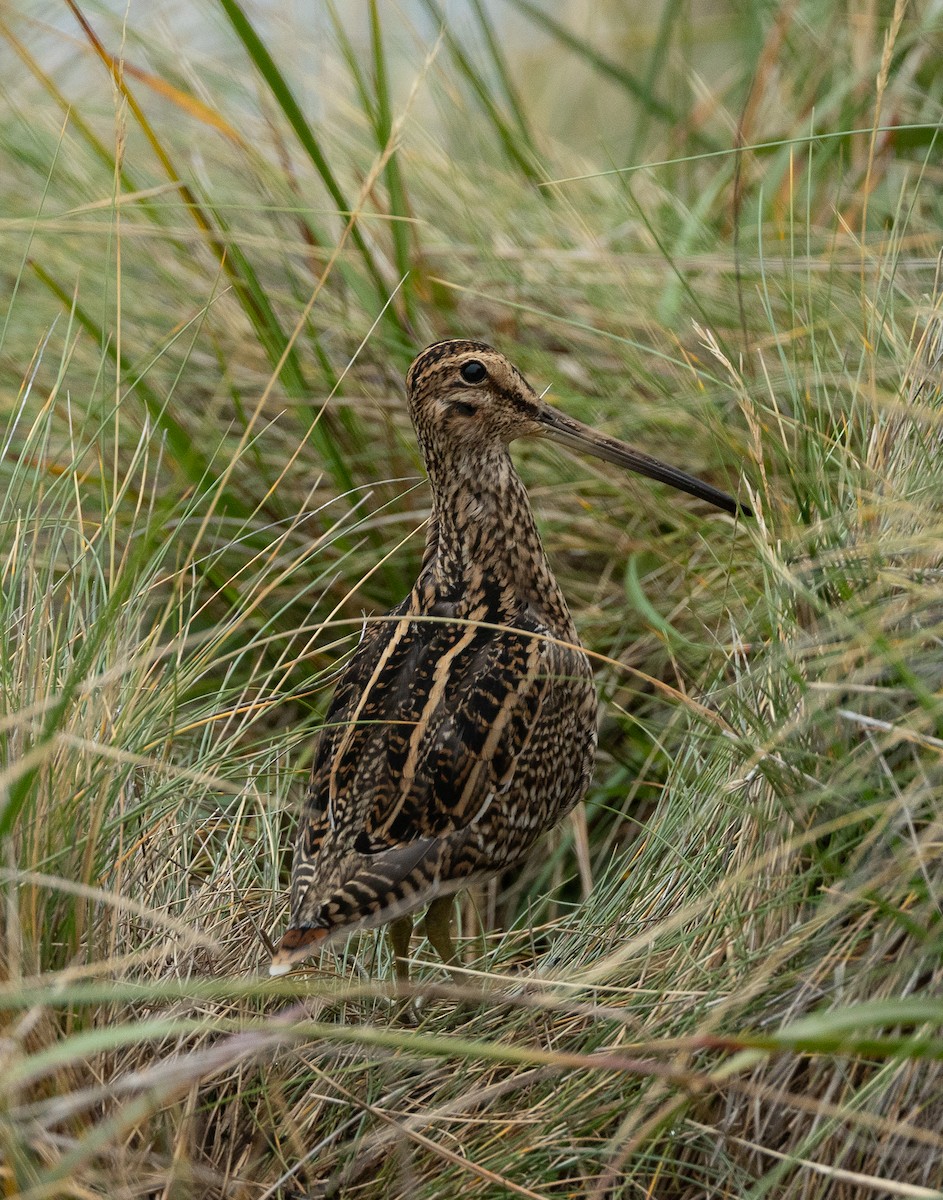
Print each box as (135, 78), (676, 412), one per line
(2, 0), (943, 1195)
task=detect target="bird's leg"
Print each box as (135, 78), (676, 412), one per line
(423, 895), (460, 982)
(388, 915), (413, 985)
(387, 915), (419, 1023)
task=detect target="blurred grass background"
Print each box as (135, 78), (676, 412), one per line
(2, 0), (943, 1196)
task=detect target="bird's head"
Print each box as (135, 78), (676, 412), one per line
(406, 340), (546, 451)
(405, 339), (751, 518)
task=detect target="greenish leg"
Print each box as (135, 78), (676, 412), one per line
(423, 895), (458, 976)
(388, 915), (413, 984)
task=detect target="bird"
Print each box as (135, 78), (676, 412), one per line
(269, 340), (749, 981)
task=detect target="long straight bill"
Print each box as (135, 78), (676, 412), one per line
(536, 406), (752, 518)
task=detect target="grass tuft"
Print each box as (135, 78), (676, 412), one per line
(2, 2), (943, 1196)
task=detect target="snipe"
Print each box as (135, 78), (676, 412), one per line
(270, 340), (749, 980)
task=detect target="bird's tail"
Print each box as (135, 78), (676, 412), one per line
(269, 835), (471, 976)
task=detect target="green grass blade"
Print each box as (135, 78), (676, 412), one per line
(418, 0), (549, 189)
(508, 0), (722, 154)
(216, 0), (405, 332)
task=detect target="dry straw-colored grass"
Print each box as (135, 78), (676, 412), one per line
(2, 0), (943, 1196)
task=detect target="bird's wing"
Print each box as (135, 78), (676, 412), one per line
(296, 605), (574, 862)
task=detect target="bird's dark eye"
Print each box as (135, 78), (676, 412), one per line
(460, 360), (487, 384)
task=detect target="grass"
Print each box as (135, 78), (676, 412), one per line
(2, 0), (943, 1195)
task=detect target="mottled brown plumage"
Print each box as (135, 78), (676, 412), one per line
(270, 340), (748, 977)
